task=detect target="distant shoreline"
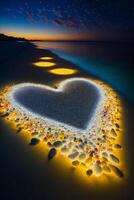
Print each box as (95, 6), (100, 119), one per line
(1, 33), (134, 44)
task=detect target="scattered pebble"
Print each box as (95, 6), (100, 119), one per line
(53, 140), (62, 148)
(17, 127), (22, 133)
(68, 151), (79, 159)
(115, 123), (120, 128)
(30, 138), (40, 145)
(1, 113), (9, 117)
(107, 148), (113, 153)
(114, 144), (122, 149)
(32, 131), (39, 135)
(61, 146), (69, 153)
(110, 129), (117, 137)
(93, 163), (102, 176)
(48, 148), (57, 160)
(109, 154), (119, 163)
(79, 143), (85, 149)
(86, 169), (93, 176)
(72, 160), (79, 166)
(102, 152), (108, 157)
(109, 164), (124, 178)
(79, 153), (86, 160)
(47, 141), (52, 147)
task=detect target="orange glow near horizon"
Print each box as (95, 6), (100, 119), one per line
(1, 31), (81, 41)
(1, 28), (96, 41)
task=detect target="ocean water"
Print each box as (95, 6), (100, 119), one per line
(33, 41), (134, 103)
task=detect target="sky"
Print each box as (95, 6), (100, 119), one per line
(0, 0), (134, 41)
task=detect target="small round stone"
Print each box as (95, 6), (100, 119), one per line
(68, 151), (79, 159)
(79, 153), (86, 160)
(93, 163), (102, 176)
(31, 131), (39, 135)
(72, 160), (80, 166)
(48, 148), (57, 160)
(107, 148), (113, 153)
(102, 152), (108, 157)
(86, 169), (93, 176)
(109, 164), (124, 178)
(115, 123), (120, 128)
(30, 138), (40, 145)
(53, 141), (62, 148)
(110, 129), (117, 137)
(17, 127), (22, 133)
(114, 144), (122, 149)
(109, 154), (119, 163)
(61, 146), (69, 153)
(47, 141), (52, 147)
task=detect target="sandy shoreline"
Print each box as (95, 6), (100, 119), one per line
(0, 41), (86, 87)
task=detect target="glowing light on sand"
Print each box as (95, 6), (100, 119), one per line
(7, 78), (104, 133)
(33, 61), (56, 67)
(0, 78), (125, 180)
(49, 68), (76, 75)
(40, 57), (54, 60)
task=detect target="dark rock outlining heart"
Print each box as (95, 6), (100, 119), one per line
(10, 78), (101, 131)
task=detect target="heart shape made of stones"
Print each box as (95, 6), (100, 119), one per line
(0, 78), (124, 178)
(9, 78), (103, 132)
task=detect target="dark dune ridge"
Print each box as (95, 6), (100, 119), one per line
(13, 80), (100, 130)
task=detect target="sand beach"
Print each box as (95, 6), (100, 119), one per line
(0, 41), (134, 200)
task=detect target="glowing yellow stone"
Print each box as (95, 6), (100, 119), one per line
(33, 61), (56, 67)
(49, 68), (76, 75)
(40, 57), (53, 60)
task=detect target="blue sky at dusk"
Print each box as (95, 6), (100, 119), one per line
(0, 0), (134, 40)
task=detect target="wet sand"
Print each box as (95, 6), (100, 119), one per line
(0, 41), (134, 200)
